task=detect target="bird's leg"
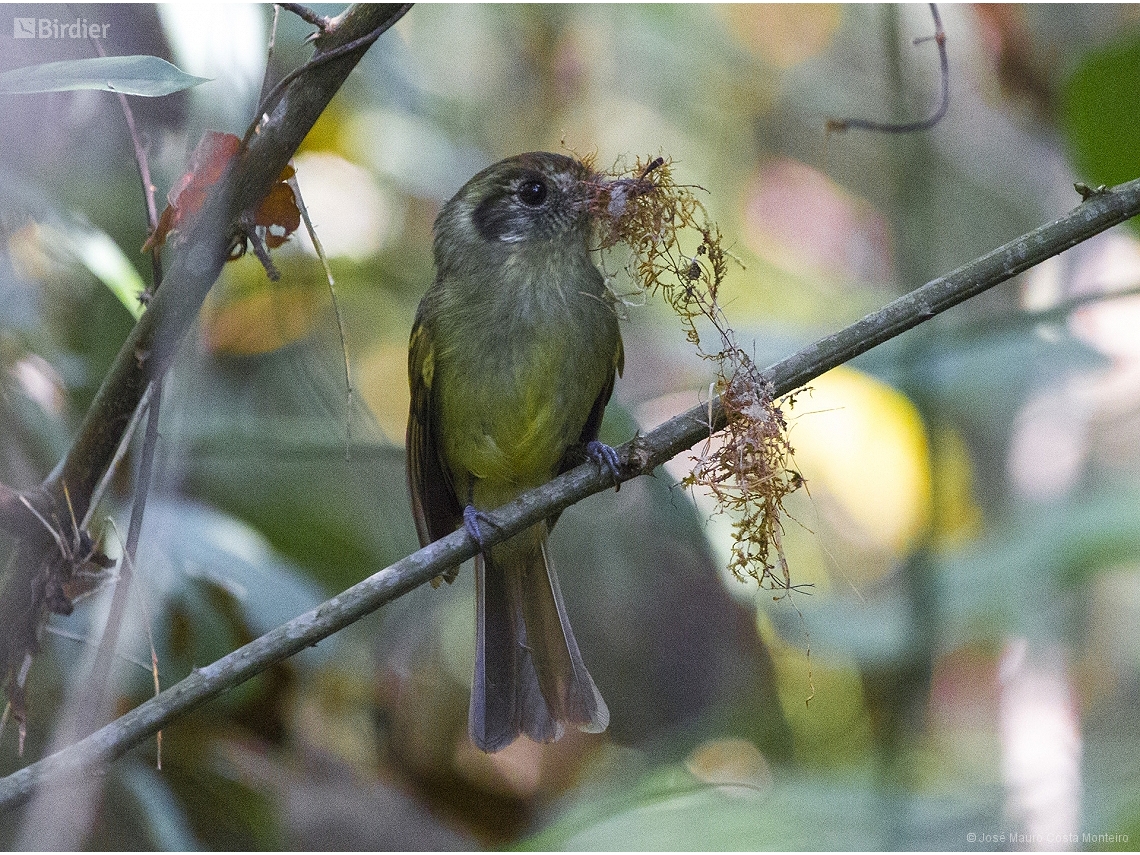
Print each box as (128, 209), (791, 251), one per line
(586, 440), (622, 491)
(463, 504), (502, 553)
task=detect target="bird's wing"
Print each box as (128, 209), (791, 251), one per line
(548, 333), (623, 526)
(561, 334), (624, 471)
(406, 314), (463, 553)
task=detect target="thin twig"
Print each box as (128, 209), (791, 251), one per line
(238, 214), (282, 280)
(827, 3), (949, 135)
(277, 2), (331, 31)
(82, 384), (152, 531)
(3, 174), (1140, 811)
(0, 485), (38, 538)
(79, 380), (163, 733)
(39, 626), (153, 675)
(290, 170), (354, 458)
(104, 518), (163, 770)
(79, 28), (167, 742)
(261, 5), (282, 111)
(88, 35), (163, 288)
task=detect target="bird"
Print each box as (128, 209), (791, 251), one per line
(406, 151), (624, 752)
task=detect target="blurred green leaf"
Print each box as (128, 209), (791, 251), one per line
(857, 323), (1103, 444)
(157, 730), (284, 850)
(163, 334), (419, 593)
(114, 762), (200, 850)
(131, 498), (334, 682)
(184, 438), (418, 593)
(775, 485), (1140, 669)
(523, 762), (997, 850)
(1062, 34), (1140, 192)
(1084, 711), (1140, 852)
(938, 486), (1140, 646)
(61, 226), (147, 320)
(0, 56), (209, 96)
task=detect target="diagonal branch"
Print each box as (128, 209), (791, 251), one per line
(2, 176), (1139, 811)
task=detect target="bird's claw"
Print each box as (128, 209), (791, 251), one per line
(586, 440), (622, 491)
(463, 505), (500, 552)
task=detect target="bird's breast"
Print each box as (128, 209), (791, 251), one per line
(432, 276), (618, 499)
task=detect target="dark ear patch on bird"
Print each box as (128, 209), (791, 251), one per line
(472, 188), (515, 242)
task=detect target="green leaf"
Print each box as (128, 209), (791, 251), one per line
(0, 55), (209, 96)
(128, 498), (335, 685)
(116, 763), (201, 851)
(62, 226), (148, 320)
(166, 336), (418, 594)
(522, 763), (998, 851)
(1062, 35), (1140, 189)
(937, 486), (1140, 647)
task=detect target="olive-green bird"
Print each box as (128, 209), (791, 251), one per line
(407, 152), (623, 752)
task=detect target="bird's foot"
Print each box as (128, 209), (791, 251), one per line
(586, 440), (622, 491)
(463, 505), (501, 552)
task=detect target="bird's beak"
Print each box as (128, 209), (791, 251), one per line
(586, 160), (661, 222)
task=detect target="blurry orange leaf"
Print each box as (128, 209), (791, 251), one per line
(199, 282), (321, 355)
(143, 130), (238, 252)
(723, 4), (841, 69)
(685, 738), (772, 789)
(973, 4), (1054, 113)
(254, 166), (301, 249)
(143, 131), (300, 254)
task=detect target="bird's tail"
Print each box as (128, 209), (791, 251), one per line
(469, 522), (609, 752)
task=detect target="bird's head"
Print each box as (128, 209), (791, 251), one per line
(433, 152), (603, 277)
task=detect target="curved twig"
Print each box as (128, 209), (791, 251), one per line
(827, 3), (949, 136)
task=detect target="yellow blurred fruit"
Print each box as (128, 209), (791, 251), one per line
(788, 365), (932, 555)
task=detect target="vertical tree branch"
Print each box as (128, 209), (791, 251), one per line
(80, 30), (166, 729)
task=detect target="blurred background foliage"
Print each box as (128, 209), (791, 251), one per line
(2, 2), (1140, 849)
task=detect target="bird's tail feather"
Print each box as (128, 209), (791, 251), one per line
(469, 523), (608, 752)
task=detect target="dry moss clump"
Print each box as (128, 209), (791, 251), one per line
(587, 155), (802, 595)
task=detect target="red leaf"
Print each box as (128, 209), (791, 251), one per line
(142, 131), (300, 254)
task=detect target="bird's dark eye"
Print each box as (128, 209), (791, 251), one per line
(517, 179), (548, 207)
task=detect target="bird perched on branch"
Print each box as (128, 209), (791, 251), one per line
(407, 152), (623, 752)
